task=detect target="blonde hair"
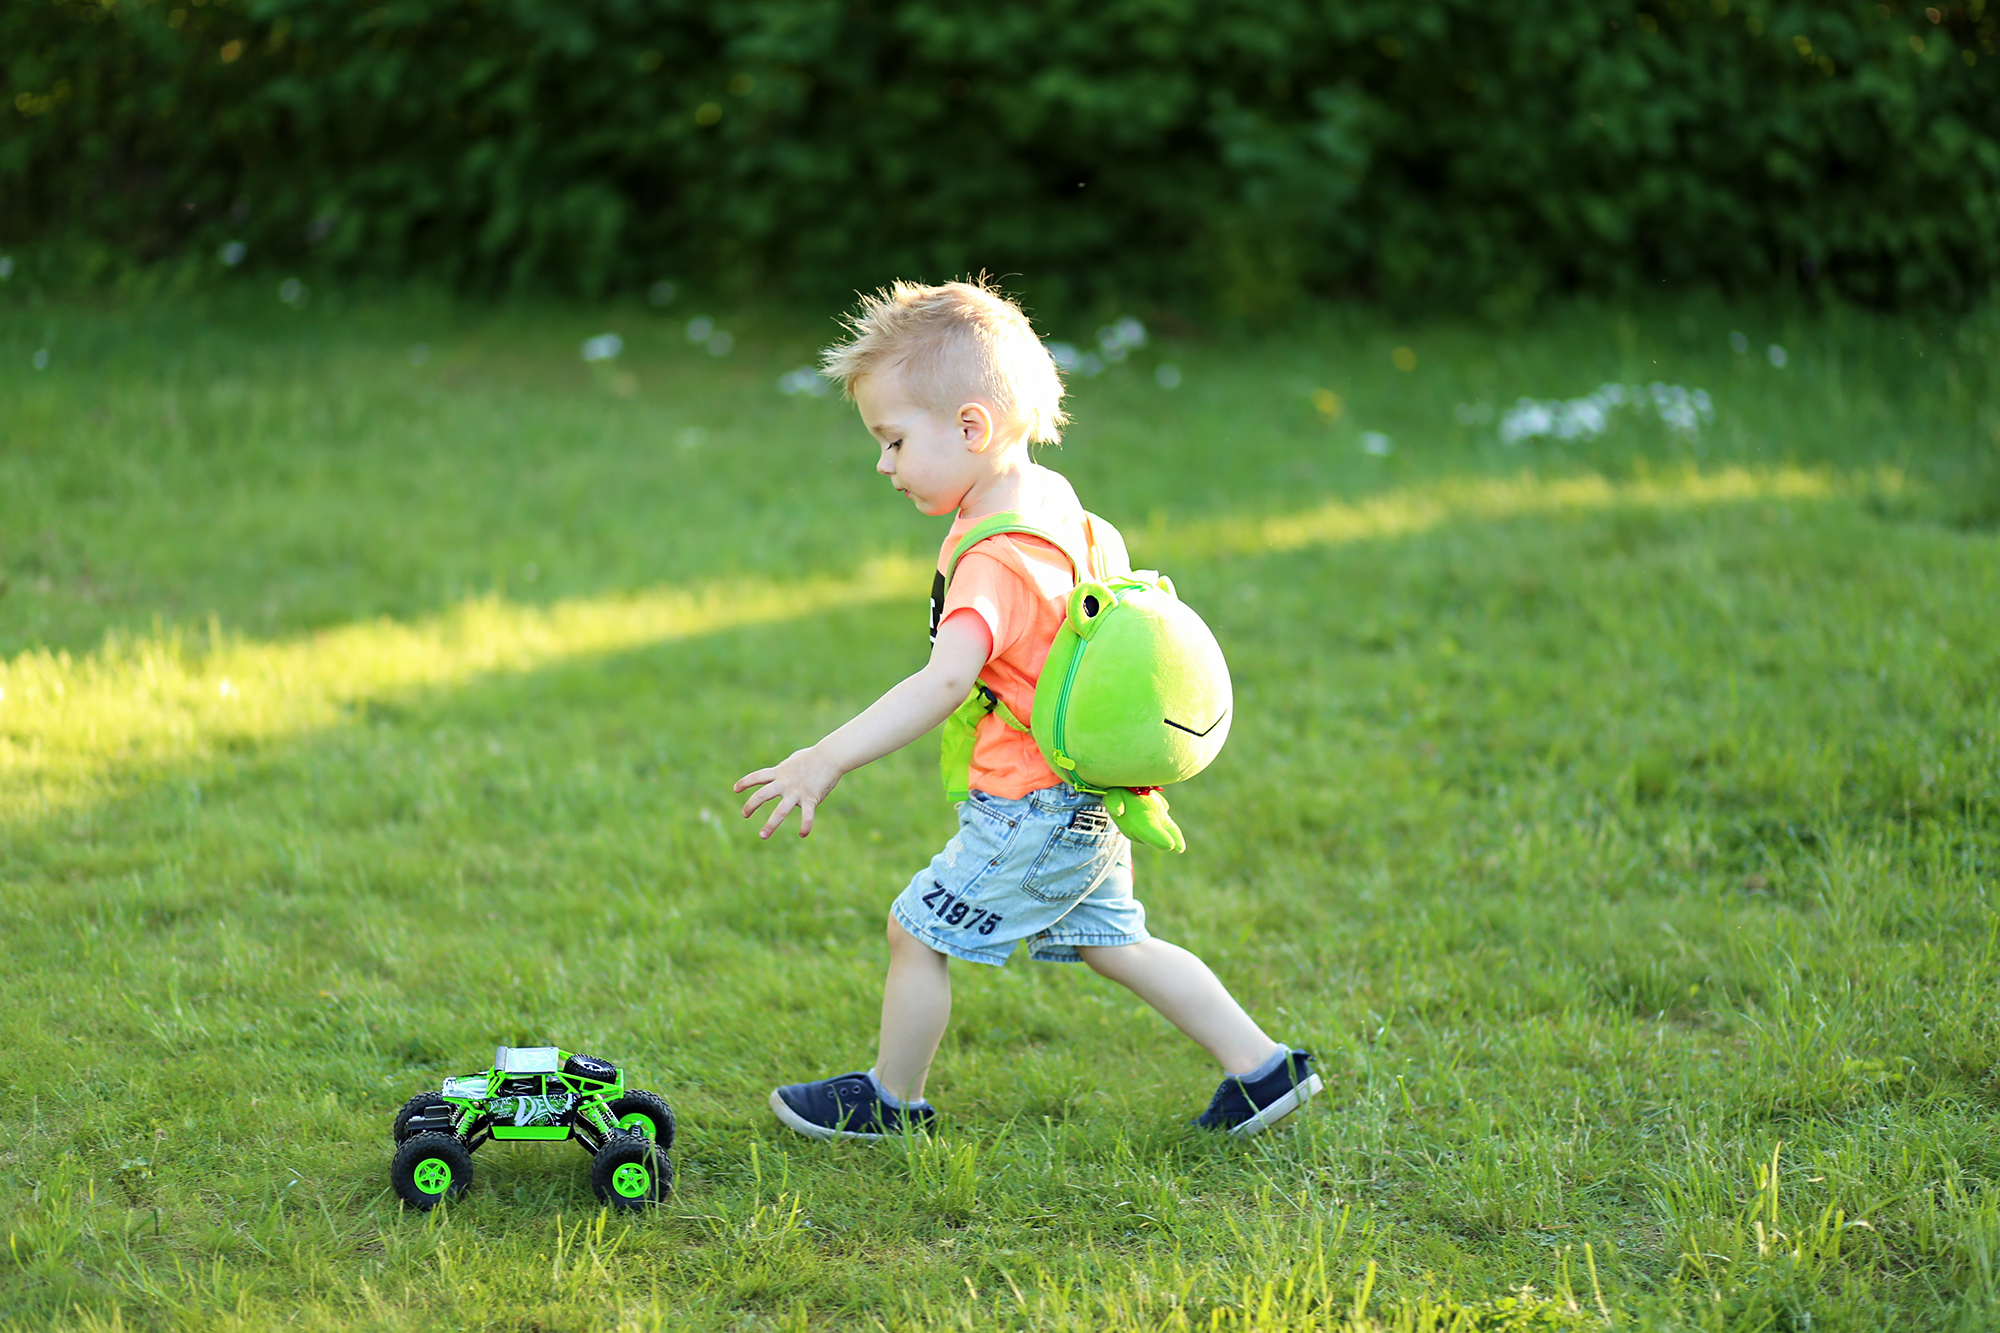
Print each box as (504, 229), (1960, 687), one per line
(820, 276), (1068, 445)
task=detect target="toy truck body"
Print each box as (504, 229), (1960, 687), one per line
(389, 1045), (674, 1211)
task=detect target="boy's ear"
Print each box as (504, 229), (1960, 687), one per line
(957, 402), (995, 452)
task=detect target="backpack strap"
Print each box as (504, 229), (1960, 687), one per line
(939, 684), (1029, 802)
(945, 512), (1090, 582)
(928, 509), (1120, 803)
(928, 509), (1096, 643)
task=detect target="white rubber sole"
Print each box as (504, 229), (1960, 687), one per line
(1227, 1072), (1325, 1137)
(768, 1088), (895, 1141)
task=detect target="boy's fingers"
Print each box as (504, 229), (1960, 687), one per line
(740, 785), (778, 819)
(798, 798), (816, 837)
(759, 795), (797, 840)
(733, 769), (772, 794)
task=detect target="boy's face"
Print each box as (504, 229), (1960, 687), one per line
(853, 369), (1004, 517)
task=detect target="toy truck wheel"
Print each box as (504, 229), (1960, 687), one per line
(392, 1091), (454, 1144)
(606, 1091), (676, 1150)
(591, 1134), (672, 1209)
(391, 1132), (473, 1210)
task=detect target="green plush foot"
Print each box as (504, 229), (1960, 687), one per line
(1104, 787), (1185, 853)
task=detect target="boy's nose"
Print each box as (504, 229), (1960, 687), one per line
(876, 451), (896, 476)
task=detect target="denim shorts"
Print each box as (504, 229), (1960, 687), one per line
(890, 784), (1147, 966)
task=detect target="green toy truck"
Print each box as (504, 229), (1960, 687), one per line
(389, 1045), (675, 1211)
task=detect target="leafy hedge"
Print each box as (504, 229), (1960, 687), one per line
(4, 0), (1997, 310)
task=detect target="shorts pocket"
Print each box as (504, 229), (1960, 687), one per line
(953, 794), (1022, 875)
(1020, 824), (1125, 904)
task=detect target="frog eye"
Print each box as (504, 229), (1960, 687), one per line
(1066, 581), (1117, 639)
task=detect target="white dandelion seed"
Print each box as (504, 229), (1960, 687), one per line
(778, 367), (830, 397)
(1499, 381), (1717, 444)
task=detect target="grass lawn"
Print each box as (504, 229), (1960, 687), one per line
(2, 287), (1998, 1331)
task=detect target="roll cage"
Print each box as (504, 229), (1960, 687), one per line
(412, 1045), (629, 1152)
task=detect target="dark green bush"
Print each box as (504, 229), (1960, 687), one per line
(4, 0), (1996, 310)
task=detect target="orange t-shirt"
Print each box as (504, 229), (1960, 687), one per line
(935, 478), (1095, 799)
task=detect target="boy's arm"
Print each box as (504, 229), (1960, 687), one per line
(733, 610), (994, 839)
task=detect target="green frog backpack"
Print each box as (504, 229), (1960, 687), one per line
(932, 511), (1233, 853)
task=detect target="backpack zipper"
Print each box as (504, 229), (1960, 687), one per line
(1050, 631), (1088, 777)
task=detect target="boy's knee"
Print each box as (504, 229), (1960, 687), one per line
(887, 912), (936, 955)
(1081, 938), (1180, 982)
(1078, 940), (1143, 974)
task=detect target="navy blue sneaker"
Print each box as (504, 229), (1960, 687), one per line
(1195, 1050), (1323, 1136)
(770, 1072), (936, 1141)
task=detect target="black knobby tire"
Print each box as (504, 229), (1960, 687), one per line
(605, 1090), (676, 1151)
(392, 1091), (453, 1144)
(391, 1131), (474, 1210)
(564, 1052), (619, 1082)
(590, 1133), (672, 1209)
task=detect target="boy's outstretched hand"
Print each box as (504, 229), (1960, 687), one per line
(733, 611), (993, 840)
(735, 746), (845, 840)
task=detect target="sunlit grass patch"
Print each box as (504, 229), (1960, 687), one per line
(0, 557), (927, 819)
(1165, 462), (1880, 558)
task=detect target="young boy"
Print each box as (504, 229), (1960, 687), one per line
(734, 279), (1320, 1139)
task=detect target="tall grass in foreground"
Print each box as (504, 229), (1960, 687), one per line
(1, 294), (1997, 1330)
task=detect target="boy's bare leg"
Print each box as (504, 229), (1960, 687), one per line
(1079, 938), (1279, 1074)
(874, 915), (951, 1103)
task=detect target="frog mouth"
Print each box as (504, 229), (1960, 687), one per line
(1163, 710), (1228, 738)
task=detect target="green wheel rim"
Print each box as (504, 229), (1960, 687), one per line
(412, 1158), (453, 1195)
(616, 1112), (656, 1138)
(611, 1162), (651, 1199)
